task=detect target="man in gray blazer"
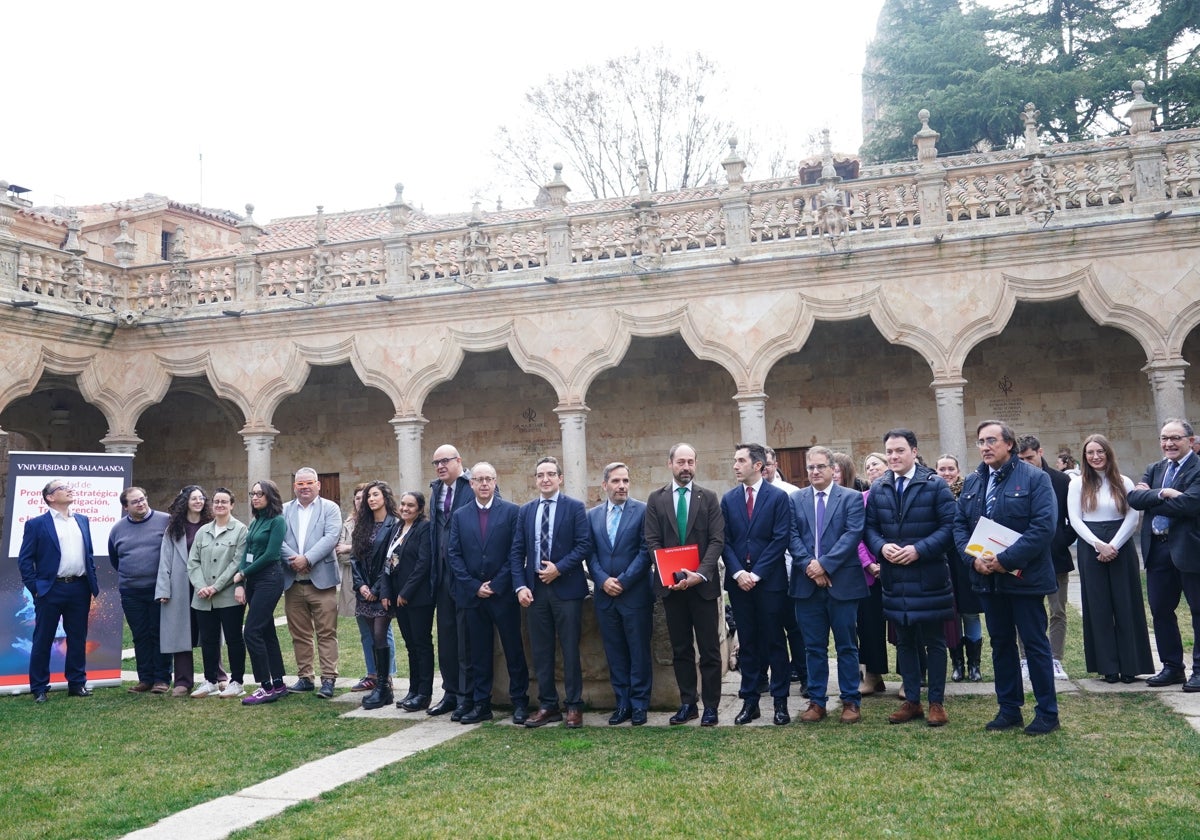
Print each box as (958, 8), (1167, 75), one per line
(281, 467), (344, 698)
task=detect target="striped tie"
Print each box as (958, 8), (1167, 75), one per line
(985, 471), (998, 518)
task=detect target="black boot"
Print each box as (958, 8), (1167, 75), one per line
(950, 643), (966, 683)
(362, 648), (394, 710)
(965, 638), (983, 682)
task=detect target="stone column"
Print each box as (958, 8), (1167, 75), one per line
(734, 392), (768, 446)
(391, 416), (427, 491)
(242, 430), (277, 487)
(555, 406), (590, 499)
(0, 183), (18, 288)
(931, 377), (968, 466)
(1144, 360), (1189, 428)
(101, 433), (141, 456)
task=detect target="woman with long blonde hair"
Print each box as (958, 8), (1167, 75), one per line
(1066, 434), (1153, 682)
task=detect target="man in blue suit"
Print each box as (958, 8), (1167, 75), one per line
(17, 479), (100, 703)
(790, 446), (867, 723)
(588, 462), (653, 726)
(722, 443), (793, 725)
(511, 456), (592, 728)
(447, 462), (530, 724)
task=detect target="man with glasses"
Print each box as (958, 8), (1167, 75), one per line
(18, 479), (100, 703)
(954, 420), (1060, 735)
(108, 487), (173, 694)
(865, 429), (957, 727)
(1130, 418), (1200, 692)
(281, 467), (343, 699)
(428, 444), (474, 719)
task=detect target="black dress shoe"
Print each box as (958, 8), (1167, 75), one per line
(669, 703), (699, 725)
(631, 708), (648, 726)
(1184, 673), (1200, 693)
(399, 694), (431, 712)
(397, 690), (416, 706)
(512, 705), (529, 725)
(700, 707), (719, 727)
(427, 695), (456, 716)
(33, 691), (48, 704)
(1120, 674), (1137, 684)
(773, 701), (791, 726)
(608, 706), (633, 726)
(460, 703), (493, 723)
(1147, 667), (1186, 687)
(451, 701), (474, 722)
(68, 686), (93, 698)
(734, 701), (761, 725)
(1102, 673), (1120, 684)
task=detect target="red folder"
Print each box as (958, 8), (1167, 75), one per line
(654, 544), (701, 587)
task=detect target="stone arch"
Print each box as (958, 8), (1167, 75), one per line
(0, 372), (109, 453)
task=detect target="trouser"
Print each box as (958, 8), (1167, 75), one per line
(981, 592), (1058, 720)
(896, 619), (947, 705)
(197, 603), (246, 684)
(396, 604), (436, 696)
(120, 587), (171, 684)
(662, 589), (722, 709)
(29, 578), (91, 693)
(527, 582), (583, 709)
(1146, 538), (1200, 671)
(244, 564), (285, 686)
(284, 580), (339, 680)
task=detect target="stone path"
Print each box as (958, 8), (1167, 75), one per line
(120, 571), (1200, 838)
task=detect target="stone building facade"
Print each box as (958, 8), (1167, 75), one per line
(0, 84), (1197, 517)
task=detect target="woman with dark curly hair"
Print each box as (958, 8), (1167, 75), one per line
(236, 479), (289, 705)
(352, 480), (401, 710)
(156, 485), (223, 697)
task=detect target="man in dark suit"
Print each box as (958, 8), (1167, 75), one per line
(428, 444), (475, 719)
(447, 462), (530, 724)
(588, 462), (653, 726)
(17, 479), (100, 703)
(644, 442), (726, 726)
(1129, 418), (1200, 692)
(1018, 434), (1076, 680)
(721, 443), (792, 725)
(790, 445), (868, 724)
(511, 456), (591, 728)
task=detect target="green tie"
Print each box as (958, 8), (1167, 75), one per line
(676, 486), (688, 544)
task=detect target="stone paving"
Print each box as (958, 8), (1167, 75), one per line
(119, 571), (1200, 838)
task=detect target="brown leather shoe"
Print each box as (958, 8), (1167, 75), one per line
(927, 702), (948, 727)
(564, 709), (583, 729)
(888, 701), (924, 724)
(840, 702), (862, 724)
(799, 702), (827, 723)
(127, 681), (153, 694)
(524, 707), (564, 728)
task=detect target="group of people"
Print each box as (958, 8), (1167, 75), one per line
(18, 418), (1200, 735)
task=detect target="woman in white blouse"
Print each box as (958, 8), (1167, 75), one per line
(1066, 434), (1154, 683)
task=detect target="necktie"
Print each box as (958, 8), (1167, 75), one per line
(608, 504), (621, 544)
(676, 487), (688, 544)
(539, 498), (552, 565)
(478, 506), (489, 541)
(815, 491), (827, 557)
(1153, 460), (1180, 534)
(443, 485), (452, 516)
(985, 471), (998, 518)
(746, 486), (755, 519)
(895, 475), (906, 501)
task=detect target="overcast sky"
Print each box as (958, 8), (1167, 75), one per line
(8, 0), (886, 221)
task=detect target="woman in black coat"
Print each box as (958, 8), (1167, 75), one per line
(352, 481), (400, 710)
(386, 491), (435, 712)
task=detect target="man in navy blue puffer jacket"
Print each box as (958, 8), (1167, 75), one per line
(865, 429), (957, 727)
(954, 419), (1060, 736)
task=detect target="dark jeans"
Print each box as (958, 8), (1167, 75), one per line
(896, 619), (947, 705)
(981, 592), (1058, 721)
(196, 604), (246, 684)
(120, 587), (171, 684)
(244, 563), (285, 686)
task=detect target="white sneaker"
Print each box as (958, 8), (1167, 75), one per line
(1020, 659), (1029, 680)
(1052, 659), (1069, 680)
(190, 680), (217, 699)
(218, 680), (245, 698)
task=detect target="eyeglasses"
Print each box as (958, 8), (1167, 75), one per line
(431, 457), (458, 467)
(1161, 435), (1189, 443)
(126, 497), (148, 505)
(46, 485), (66, 493)
(250, 491), (266, 498)
(806, 464), (830, 472)
(471, 476), (496, 484)
(977, 437), (1001, 447)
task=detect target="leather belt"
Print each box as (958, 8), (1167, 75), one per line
(56, 575), (85, 582)
(1153, 532), (1170, 543)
